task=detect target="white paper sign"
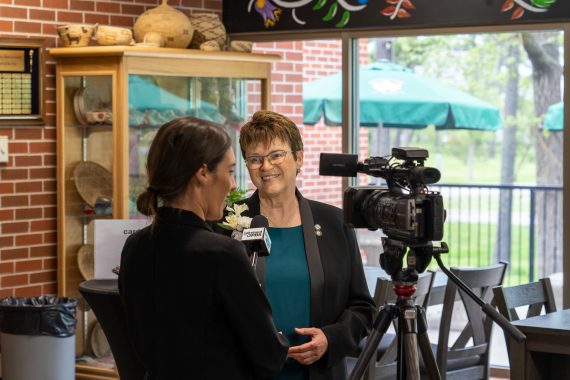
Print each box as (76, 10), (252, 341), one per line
(94, 219), (151, 279)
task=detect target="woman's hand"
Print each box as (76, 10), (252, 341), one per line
(287, 327), (328, 365)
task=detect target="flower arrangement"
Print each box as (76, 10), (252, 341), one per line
(218, 203), (252, 232)
(217, 188), (252, 235)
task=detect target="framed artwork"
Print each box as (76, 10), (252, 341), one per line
(0, 38), (45, 126)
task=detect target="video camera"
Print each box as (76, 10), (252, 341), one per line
(319, 147), (447, 279)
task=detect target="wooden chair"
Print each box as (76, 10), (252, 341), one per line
(433, 261), (508, 380)
(492, 277), (556, 353)
(360, 271), (436, 380)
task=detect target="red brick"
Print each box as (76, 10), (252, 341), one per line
(1, 248), (28, 260)
(31, 219), (56, 231)
(43, 231), (57, 244)
(0, 20), (12, 32)
(110, 15), (134, 27)
(1, 168), (28, 180)
(0, 236), (13, 248)
(0, 262), (14, 274)
(43, 257), (57, 270)
(15, 233), (42, 246)
(0, 289), (13, 298)
(30, 245), (55, 257)
(97, 1), (120, 13)
(9, 142), (27, 154)
(0, 209), (13, 221)
(43, 154), (56, 166)
(16, 208), (43, 220)
(15, 155), (42, 166)
(30, 167), (56, 179)
(15, 0), (41, 5)
(14, 21), (42, 34)
(57, 10), (83, 23)
(203, 1), (222, 11)
(29, 8), (55, 20)
(0, 6), (27, 19)
(2, 274), (28, 287)
(29, 142), (55, 153)
(15, 285), (43, 297)
(0, 181), (13, 193)
(43, 180), (56, 192)
(42, 283), (57, 295)
(2, 195), (29, 207)
(70, 0), (94, 11)
(43, 206), (57, 219)
(30, 193), (56, 205)
(30, 270), (56, 283)
(15, 181), (42, 192)
(43, 0), (67, 9)
(121, 4), (145, 15)
(85, 13), (109, 24)
(16, 259), (43, 272)
(2, 221), (29, 234)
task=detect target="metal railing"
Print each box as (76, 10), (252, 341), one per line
(431, 183), (563, 285)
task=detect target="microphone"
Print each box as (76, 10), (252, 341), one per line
(241, 215), (272, 268)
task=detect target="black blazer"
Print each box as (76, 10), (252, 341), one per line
(234, 190), (375, 380)
(119, 207), (289, 380)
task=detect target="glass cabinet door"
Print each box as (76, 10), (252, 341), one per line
(127, 75), (262, 217)
(62, 74), (114, 365)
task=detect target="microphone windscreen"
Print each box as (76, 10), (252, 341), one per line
(251, 214), (269, 228)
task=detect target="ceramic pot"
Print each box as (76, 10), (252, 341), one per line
(133, 0), (194, 49)
(189, 13), (226, 50)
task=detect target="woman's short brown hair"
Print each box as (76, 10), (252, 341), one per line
(239, 110), (303, 159)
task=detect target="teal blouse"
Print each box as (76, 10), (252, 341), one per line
(265, 226), (310, 380)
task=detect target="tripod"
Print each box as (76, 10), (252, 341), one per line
(350, 240), (526, 380)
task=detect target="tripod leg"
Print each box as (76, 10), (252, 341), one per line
(399, 306), (420, 380)
(416, 306), (442, 380)
(349, 305), (395, 380)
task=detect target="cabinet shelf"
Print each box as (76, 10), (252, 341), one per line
(53, 46), (278, 379)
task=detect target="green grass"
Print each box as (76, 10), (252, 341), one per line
(428, 221), (535, 286)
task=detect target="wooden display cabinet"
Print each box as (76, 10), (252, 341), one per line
(53, 46), (278, 379)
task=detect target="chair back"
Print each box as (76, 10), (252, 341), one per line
(79, 279), (146, 380)
(492, 277), (556, 355)
(492, 277), (556, 322)
(436, 261), (507, 380)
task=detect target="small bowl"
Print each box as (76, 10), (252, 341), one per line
(95, 25), (133, 46)
(57, 24), (96, 47)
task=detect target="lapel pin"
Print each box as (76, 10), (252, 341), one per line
(314, 224), (322, 236)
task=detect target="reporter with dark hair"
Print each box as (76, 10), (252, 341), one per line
(119, 116), (289, 379)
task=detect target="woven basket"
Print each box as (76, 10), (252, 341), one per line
(133, 0), (194, 48)
(77, 244), (94, 281)
(57, 24), (95, 47)
(95, 25), (133, 46)
(189, 13), (226, 49)
(73, 161), (112, 208)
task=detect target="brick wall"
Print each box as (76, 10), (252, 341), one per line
(0, 0), (221, 297)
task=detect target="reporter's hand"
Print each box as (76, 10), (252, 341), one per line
(287, 327), (328, 366)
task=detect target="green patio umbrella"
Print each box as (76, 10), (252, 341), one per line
(303, 61), (502, 130)
(544, 102), (563, 131)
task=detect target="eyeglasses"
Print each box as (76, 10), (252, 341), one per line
(245, 150), (293, 169)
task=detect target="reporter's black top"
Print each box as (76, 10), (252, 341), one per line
(119, 207), (289, 380)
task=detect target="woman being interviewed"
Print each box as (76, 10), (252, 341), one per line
(119, 116), (289, 379)
(235, 110), (375, 379)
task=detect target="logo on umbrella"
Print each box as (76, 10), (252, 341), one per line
(370, 78), (404, 94)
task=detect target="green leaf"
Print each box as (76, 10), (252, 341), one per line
(335, 10), (350, 28)
(313, 0), (327, 10)
(323, 2), (338, 21)
(225, 187), (248, 207)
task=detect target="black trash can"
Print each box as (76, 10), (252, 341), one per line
(0, 296), (77, 380)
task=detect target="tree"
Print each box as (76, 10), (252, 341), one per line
(522, 31), (564, 277)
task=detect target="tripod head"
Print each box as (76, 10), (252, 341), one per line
(380, 238), (449, 283)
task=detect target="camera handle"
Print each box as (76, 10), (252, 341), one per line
(432, 248), (526, 344)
